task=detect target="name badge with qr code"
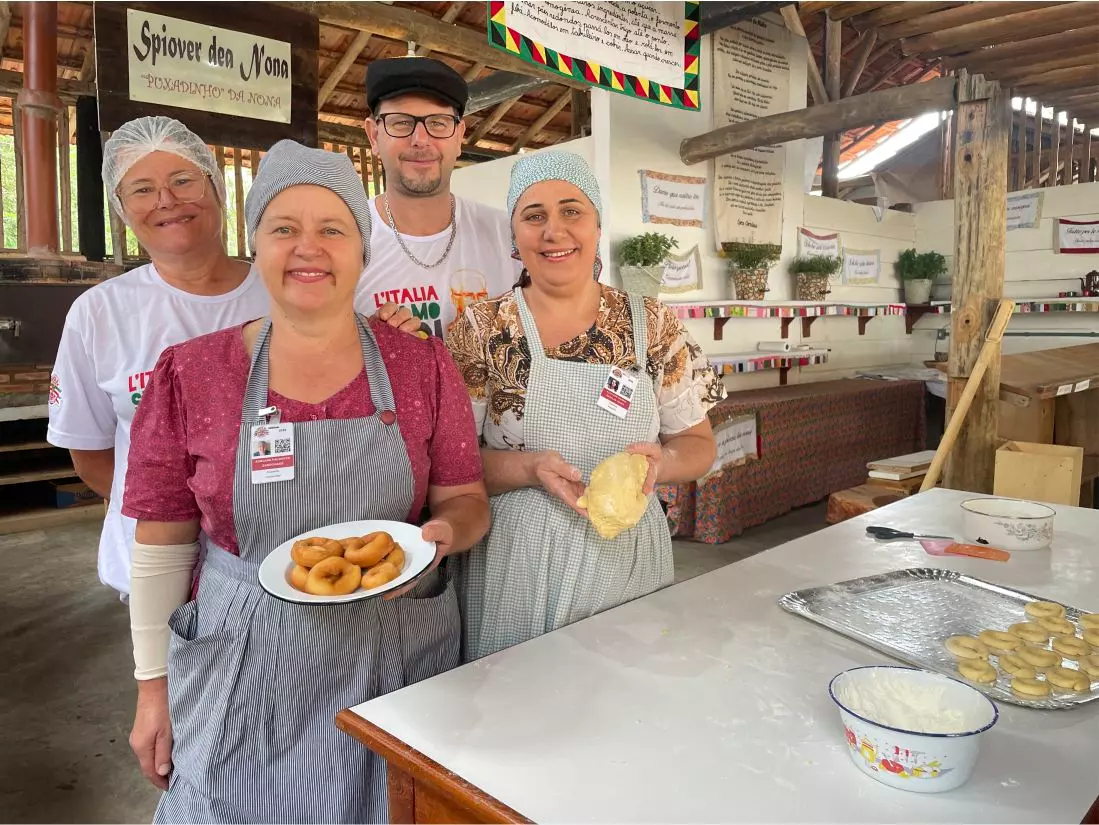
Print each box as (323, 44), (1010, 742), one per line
(596, 366), (638, 419)
(250, 423), (295, 484)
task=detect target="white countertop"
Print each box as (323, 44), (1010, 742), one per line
(349, 489), (1099, 823)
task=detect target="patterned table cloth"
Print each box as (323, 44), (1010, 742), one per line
(659, 378), (926, 544)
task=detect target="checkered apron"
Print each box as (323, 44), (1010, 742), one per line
(459, 288), (673, 662)
(155, 317), (461, 823)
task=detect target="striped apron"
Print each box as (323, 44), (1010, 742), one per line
(155, 317), (461, 824)
(458, 289), (673, 662)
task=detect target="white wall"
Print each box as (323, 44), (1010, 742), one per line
(912, 181), (1099, 359)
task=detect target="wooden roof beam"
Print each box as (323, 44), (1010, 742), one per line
(798, 2), (841, 17)
(277, 2), (586, 89)
(941, 26), (1099, 72)
(901, 4), (1085, 58)
(680, 75), (957, 164)
(826, 3), (889, 22)
(510, 87), (571, 153)
(0, 3), (10, 59)
(986, 55), (1099, 85)
(781, 5), (828, 105)
(967, 43), (1099, 79)
(1014, 65), (1099, 97)
(0, 68), (93, 103)
(466, 95), (521, 145)
(319, 30), (372, 107)
(852, 2), (960, 29)
(415, 2), (465, 56)
(466, 72), (556, 116)
(878, 2), (1050, 42)
(842, 28), (877, 97)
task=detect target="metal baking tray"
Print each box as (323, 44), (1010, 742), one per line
(778, 568), (1097, 710)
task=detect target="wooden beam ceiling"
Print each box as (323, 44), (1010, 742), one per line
(318, 30), (372, 107)
(1015, 65), (1099, 97)
(466, 96), (521, 145)
(826, 3), (890, 22)
(877, 2), (1051, 42)
(278, 2), (585, 89)
(510, 87), (571, 153)
(781, 5), (828, 105)
(985, 55), (1099, 85)
(941, 25), (1099, 72)
(901, 4), (1085, 58)
(852, 2), (961, 29)
(842, 29), (877, 97)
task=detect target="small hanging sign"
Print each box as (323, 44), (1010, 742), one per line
(661, 245), (703, 293)
(1057, 218), (1099, 253)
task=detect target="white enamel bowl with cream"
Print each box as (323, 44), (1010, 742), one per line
(829, 666), (998, 793)
(960, 497), (1055, 551)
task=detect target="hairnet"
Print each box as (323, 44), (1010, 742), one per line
(245, 139), (372, 264)
(102, 116), (225, 224)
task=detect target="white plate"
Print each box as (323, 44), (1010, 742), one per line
(258, 520), (436, 605)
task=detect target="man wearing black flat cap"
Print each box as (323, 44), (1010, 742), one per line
(358, 56), (520, 339)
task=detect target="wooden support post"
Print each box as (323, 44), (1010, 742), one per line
(1048, 112), (1060, 186)
(250, 148), (261, 179)
(945, 72), (1010, 494)
(1085, 128), (1095, 183)
(371, 152), (385, 194)
(213, 146), (227, 248)
(680, 76), (956, 164)
(1032, 100), (1043, 187)
(74, 95), (104, 261)
(234, 149), (245, 256)
(842, 30), (877, 98)
(12, 109), (25, 249)
(822, 16), (842, 197)
(58, 104), (72, 252)
(571, 88), (591, 138)
(19, 0), (61, 254)
(1013, 99), (1025, 191)
(358, 146), (371, 195)
(1067, 116), (1077, 183)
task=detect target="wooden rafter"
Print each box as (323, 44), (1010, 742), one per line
(415, 3), (464, 56)
(901, 4), (1086, 59)
(510, 88), (571, 153)
(822, 15), (842, 197)
(826, 3), (890, 22)
(986, 55), (1099, 85)
(842, 29), (877, 97)
(941, 25), (1099, 71)
(852, 2), (961, 29)
(877, 2), (1050, 42)
(466, 95), (521, 145)
(318, 30), (372, 107)
(1016, 66), (1099, 98)
(781, 5), (828, 105)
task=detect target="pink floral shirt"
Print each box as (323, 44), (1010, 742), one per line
(122, 319), (482, 554)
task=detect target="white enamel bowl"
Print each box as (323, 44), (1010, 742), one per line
(258, 519), (436, 605)
(829, 666), (998, 793)
(960, 497), (1055, 551)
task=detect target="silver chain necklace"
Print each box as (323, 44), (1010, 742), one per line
(383, 192), (457, 270)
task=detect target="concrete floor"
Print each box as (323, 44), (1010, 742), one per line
(0, 501), (827, 823)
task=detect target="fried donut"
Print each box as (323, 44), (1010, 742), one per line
(957, 659), (997, 683)
(1046, 666), (1089, 692)
(345, 531), (393, 567)
(1080, 614), (1099, 630)
(1082, 629), (1099, 649)
(1011, 677), (1051, 698)
(361, 560), (399, 591)
(944, 635), (989, 660)
(384, 544), (405, 572)
(1037, 616), (1075, 636)
(289, 564), (310, 592)
(1025, 601), (1065, 619)
(1051, 635), (1090, 659)
(978, 629), (1022, 654)
(997, 654), (1037, 679)
(305, 556), (362, 596)
(1008, 622), (1049, 645)
(291, 537), (344, 568)
(1079, 655), (1099, 679)
(1018, 645), (1060, 672)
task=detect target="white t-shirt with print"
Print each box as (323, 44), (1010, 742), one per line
(357, 195), (521, 339)
(46, 263), (271, 596)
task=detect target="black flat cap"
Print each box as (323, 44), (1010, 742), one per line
(366, 57), (469, 116)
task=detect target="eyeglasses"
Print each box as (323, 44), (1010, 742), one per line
(119, 172), (208, 212)
(375, 112), (461, 139)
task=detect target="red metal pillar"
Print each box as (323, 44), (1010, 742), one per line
(18, 1), (61, 255)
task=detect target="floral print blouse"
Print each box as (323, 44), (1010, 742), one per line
(447, 285), (727, 450)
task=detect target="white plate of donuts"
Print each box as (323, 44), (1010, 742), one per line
(258, 520), (437, 605)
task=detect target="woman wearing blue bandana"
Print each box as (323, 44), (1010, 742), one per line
(448, 151), (726, 660)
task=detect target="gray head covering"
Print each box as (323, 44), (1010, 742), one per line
(245, 139), (372, 264)
(506, 150), (603, 279)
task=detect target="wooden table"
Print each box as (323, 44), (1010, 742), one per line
(338, 489), (1099, 823)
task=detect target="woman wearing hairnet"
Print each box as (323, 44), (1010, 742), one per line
(121, 139), (489, 821)
(447, 151), (725, 661)
(47, 116), (270, 603)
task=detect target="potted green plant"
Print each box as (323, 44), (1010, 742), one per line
(722, 242), (782, 301)
(895, 249), (947, 305)
(617, 233), (679, 297)
(789, 255), (842, 301)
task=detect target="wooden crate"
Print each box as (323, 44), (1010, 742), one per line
(994, 441), (1084, 507)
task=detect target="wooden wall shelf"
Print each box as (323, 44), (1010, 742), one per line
(664, 301), (907, 341)
(710, 349), (829, 386)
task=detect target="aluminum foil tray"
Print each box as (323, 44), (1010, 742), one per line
(778, 568), (1097, 710)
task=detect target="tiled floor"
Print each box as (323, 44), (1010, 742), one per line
(0, 501), (827, 822)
